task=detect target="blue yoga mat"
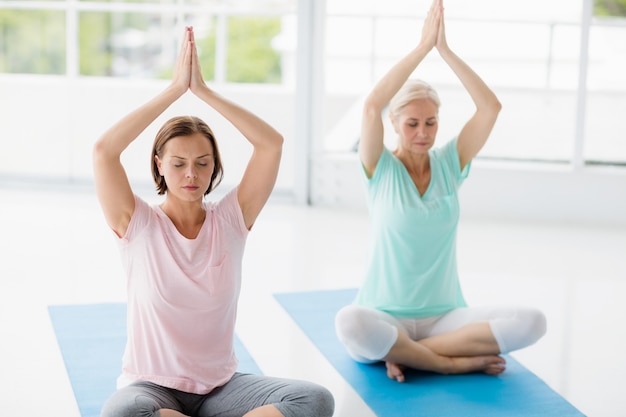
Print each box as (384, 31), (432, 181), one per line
(274, 288), (585, 417)
(48, 303), (261, 417)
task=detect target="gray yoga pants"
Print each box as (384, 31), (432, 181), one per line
(100, 372), (334, 417)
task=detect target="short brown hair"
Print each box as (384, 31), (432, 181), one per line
(151, 116), (223, 196)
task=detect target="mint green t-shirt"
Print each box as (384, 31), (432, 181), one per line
(354, 138), (470, 318)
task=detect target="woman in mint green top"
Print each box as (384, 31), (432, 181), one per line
(335, 0), (546, 383)
(356, 138), (468, 319)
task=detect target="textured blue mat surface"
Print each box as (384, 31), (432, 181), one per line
(274, 288), (585, 417)
(48, 303), (261, 417)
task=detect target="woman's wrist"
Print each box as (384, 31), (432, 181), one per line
(436, 43), (453, 57)
(162, 83), (187, 102)
(412, 42), (434, 60)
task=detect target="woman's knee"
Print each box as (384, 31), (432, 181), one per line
(335, 305), (380, 344)
(100, 383), (170, 417)
(334, 305), (398, 361)
(276, 382), (334, 417)
(101, 394), (158, 417)
(526, 308), (547, 343)
(304, 385), (335, 417)
(335, 305), (360, 342)
(492, 307), (547, 353)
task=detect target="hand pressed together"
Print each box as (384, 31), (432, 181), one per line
(171, 26), (209, 96)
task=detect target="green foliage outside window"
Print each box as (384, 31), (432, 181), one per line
(226, 17), (282, 83)
(595, 0), (626, 16)
(0, 10), (65, 74)
(78, 12), (166, 77)
(79, 12), (115, 76)
(162, 16), (282, 84)
(79, 14), (282, 82)
(195, 30), (217, 81)
(160, 17), (218, 81)
(0, 9), (281, 84)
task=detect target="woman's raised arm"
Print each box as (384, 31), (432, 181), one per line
(92, 27), (192, 237)
(359, 0), (442, 177)
(188, 29), (283, 229)
(434, 4), (502, 170)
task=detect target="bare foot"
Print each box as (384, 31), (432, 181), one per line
(447, 355), (506, 375)
(385, 361), (406, 382)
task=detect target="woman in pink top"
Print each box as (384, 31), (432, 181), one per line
(94, 27), (334, 417)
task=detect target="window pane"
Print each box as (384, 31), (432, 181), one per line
(79, 12), (179, 77)
(594, 0), (626, 17)
(480, 21), (582, 162)
(327, 17), (373, 58)
(225, 16), (282, 83)
(548, 24), (583, 90)
(185, 15), (218, 81)
(77, 11), (283, 83)
(0, 9), (65, 75)
(584, 22), (626, 165)
(78, 14), (220, 80)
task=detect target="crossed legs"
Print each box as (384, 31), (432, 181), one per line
(383, 322), (505, 382)
(335, 304), (546, 382)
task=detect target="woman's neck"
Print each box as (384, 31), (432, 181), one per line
(160, 198), (206, 239)
(394, 149), (431, 195)
(394, 148), (430, 176)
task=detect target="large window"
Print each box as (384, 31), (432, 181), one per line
(0, 0), (292, 83)
(322, 0), (626, 166)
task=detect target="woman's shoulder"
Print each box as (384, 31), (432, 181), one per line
(430, 137), (458, 160)
(203, 187), (237, 211)
(118, 194), (160, 242)
(377, 146), (402, 169)
(203, 187), (248, 234)
(431, 137), (468, 186)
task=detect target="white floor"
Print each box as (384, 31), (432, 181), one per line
(1, 184), (625, 417)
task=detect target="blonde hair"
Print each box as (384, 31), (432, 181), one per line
(389, 79), (441, 118)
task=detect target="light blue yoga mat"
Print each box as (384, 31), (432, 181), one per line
(274, 288), (585, 417)
(48, 303), (261, 417)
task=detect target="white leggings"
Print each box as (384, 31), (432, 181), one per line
(335, 304), (547, 363)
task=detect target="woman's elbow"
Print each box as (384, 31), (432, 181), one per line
(92, 138), (107, 162)
(491, 97), (503, 115)
(275, 132), (285, 148)
(267, 132), (284, 154)
(260, 132), (283, 155)
(480, 98), (502, 123)
(362, 98), (385, 120)
(92, 136), (121, 166)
